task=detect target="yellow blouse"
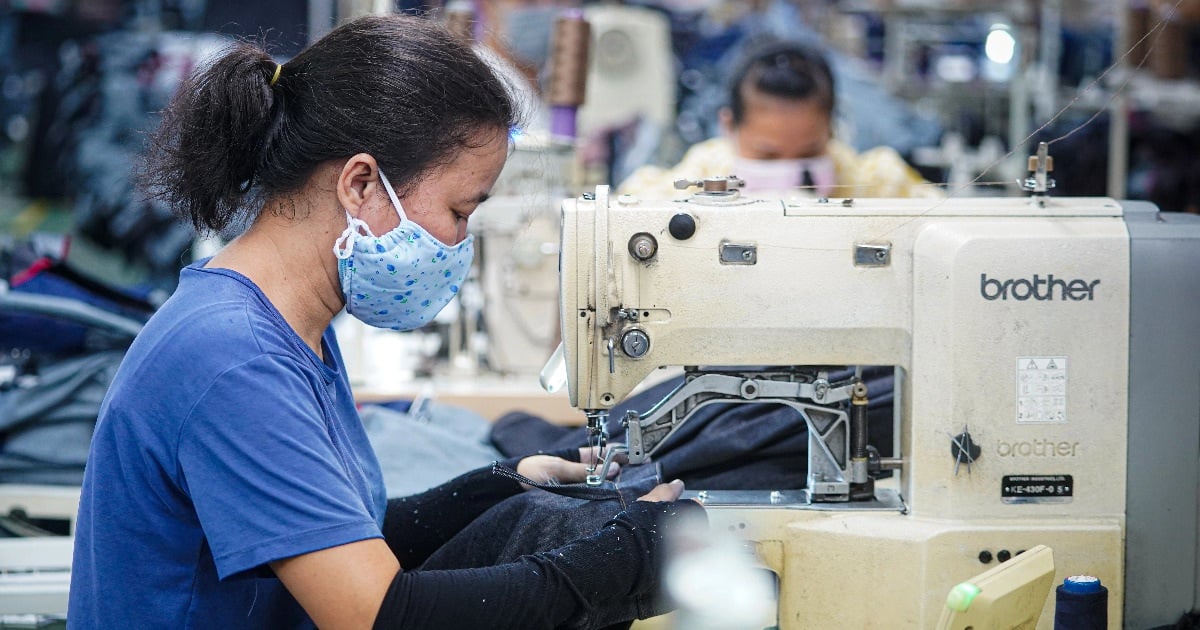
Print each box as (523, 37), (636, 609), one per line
(617, 137), (943, 200)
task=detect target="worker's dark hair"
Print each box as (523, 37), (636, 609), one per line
(727, 39), (836, 126)
(143, 14), (520, 233)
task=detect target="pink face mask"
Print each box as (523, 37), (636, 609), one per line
(731, 155), (836, 197)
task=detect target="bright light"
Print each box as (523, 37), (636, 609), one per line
(985, 26), (1016, 65)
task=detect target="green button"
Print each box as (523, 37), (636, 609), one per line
(946, 582), (981, 612)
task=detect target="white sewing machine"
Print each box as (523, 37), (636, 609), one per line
(554, 161), (1200, 627)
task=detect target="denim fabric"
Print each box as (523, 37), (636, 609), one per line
(424, 368), (895, 628)
(0, 350), (123, 485)
(491, 367), (896, 490)
(420, 467), (667, 630)
(360, 403), (504, 497)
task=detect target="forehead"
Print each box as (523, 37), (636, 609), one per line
(738, 91), (830, 146)
(424, 128), (509, 191)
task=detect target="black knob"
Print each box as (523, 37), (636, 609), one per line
(668, 213), (696, 240)
(978, 550), (993, 564)
(997, 549), (1012, 562)
(950, 430), (981, 463)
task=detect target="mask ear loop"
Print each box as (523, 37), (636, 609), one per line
(335, 168), (406, 260)
(376, 167), (472, 250)
(334, 213), (370, 260)
(377, 170), (410, 223)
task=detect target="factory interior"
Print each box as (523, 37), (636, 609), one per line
(0, 0), (1198, 628)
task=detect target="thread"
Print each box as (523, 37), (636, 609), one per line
(546, 10), (590, 108)
(1054, 575), (1108, 630)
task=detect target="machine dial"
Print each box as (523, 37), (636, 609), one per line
(628, 232), (658, 261)
(620, 329), (650, 359)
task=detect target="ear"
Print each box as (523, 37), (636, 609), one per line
(336, 153), (381, 218)
(718, 107), (734, 136)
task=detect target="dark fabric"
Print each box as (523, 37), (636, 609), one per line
(491, 367), (896, 490)
(382, 459), (523, 569)
(376, 496), (705, 630)
(0, 259), (153, 357)
(382, 450), (586, 568)
(0, 349), (123, 485)
(420, 462), (682, 628)
(0, 252), (149, 485)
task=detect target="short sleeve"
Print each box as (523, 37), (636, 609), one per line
(177, 353), (381, 579)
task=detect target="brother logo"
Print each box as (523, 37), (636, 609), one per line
(980, 273), (1101, 301)
(996, 439), (1080, 458)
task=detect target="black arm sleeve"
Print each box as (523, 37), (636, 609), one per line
(382, 449), (582, 568)
(373, 499), (705, 630)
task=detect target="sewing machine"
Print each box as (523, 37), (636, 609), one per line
(554, 163), (1200, 627)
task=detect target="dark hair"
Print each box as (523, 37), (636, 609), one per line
(144, 14), (520, 233)
(727, 39), (835, 126)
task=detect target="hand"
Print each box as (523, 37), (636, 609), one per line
(514, 446), (622, 489)
(638, 479), (686, 503)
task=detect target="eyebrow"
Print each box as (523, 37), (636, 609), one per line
(458, 192), (491, 211)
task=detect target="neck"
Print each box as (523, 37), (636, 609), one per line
(208, 196), (345, 357)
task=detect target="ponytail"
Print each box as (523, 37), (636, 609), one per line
(143, 42), (281, 233)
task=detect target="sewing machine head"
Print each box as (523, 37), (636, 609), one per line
(559, 175), (1130, 507)
(552, 170), (1200, 627)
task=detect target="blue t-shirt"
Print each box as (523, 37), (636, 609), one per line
(68, 262), (387, 628)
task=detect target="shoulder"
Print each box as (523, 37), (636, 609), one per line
(147, 265), (305, 364)
(106, 266), (317, 428)
(679, 138), (735, 174)
(618, 137), (735, 200)
(833, 140), (941, 198)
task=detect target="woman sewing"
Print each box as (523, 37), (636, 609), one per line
(68, 14), (700, 629)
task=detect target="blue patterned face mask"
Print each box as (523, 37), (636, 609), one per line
(333, 170), (474, 331)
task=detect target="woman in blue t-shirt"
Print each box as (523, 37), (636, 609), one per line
(68, 13), (702, 630)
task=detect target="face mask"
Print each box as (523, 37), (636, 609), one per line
(333, 170), (474, 331)
(732, 155), (836, 197)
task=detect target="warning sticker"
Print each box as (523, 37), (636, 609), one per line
(1002, 474), (1074, 504)
(1016, 356), (1067, 424)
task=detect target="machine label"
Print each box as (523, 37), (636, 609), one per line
(1002, 474), (1073, 504)
(980, 273), (1100, 301)
(1016, 356), (1067, 424)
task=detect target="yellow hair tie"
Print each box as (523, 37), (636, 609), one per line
(269, 63), (282, 87)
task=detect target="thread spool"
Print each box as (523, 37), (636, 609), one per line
(546, 9), (590, 139)
(1054, 575), (1108, 629)
(1150, 17), (1188, 79)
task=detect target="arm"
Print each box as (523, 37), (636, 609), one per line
(275, 484), (700, 630)
(272, 538), (398, 630)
